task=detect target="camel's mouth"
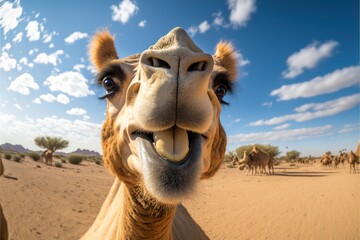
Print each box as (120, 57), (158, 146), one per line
(133, 127), (199, 163)
(132, 126), (203, 204)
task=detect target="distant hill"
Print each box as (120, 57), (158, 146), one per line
(1, 143), (101, 157)
(1, 143), (30, 153)
(69, 148), (102, 157)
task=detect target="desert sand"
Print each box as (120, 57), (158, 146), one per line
(1, 157), (359, 240)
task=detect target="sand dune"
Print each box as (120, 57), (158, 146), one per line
(1, 157), (359, 240)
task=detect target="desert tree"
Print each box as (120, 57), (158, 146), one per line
(34, 136), (69, 159)
(286, 150), (301, 162)
(235, 144), (280, 159)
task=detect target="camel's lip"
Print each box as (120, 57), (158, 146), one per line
(134, 129), (203, 203)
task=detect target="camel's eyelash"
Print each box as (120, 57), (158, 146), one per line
(213, 72), (234, 94)
(96, 63), (125, 85)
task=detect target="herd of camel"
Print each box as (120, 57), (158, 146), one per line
(229, 144), (360, 175)
(319, 148), (359, 173)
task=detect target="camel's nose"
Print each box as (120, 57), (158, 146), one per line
(139, 47), (214, 84)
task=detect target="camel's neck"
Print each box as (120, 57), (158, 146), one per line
(119, 183), (176, 239)
(81, 179), (176, 240)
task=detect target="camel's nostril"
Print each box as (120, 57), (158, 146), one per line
(187, 61), (207, 72)
(148, 57), (171, 69)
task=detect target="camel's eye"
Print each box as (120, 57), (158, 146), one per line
(215, 85), (228, 104)
(99, 77), (119, 99)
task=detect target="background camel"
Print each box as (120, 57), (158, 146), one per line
(1, 155), (9, 240)
(348, 150), (359, 173)
(250, 146), (272, 175)
(81, 27), (237, 239)
(41, 149), (53, 165)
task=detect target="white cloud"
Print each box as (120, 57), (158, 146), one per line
(33, 50), (64, 66)
(262, 101), (272, 107)
(25, 20), (40, 41)
(111, 0), (138, 24)
(187, 21), (211, 37)
(0, 113), (102, 153)
(66, 107), (87, 116)
(2, 42), (11, 51)
(56, 94), (70, 104)
(187, 26), (198, 37)
(14, 103), (23, 110)
(271, 66), (359, 101)
(87, 65), (97, 74)
(73, 63), (85, 72)
(228, 125), (332, 144)
(273, 123), (290, 130)
(338, 123), (360, 134)
(36, 93), (70, 104)
(0, 0), (23, 35)
(64, 31), (88, 44)
(49, 43), (54, 48)
(227, 0), (256, 28)
(198, 21), (210, 33)
(138, 20), (146, 27)
(250, 93), (360, 126)
(19, 57), (34, 68)
(213, 11), (224, 26)
(44, 71), (94, 97)
(43, 31), (57, 43)
(0, 52), (16, 71)
(235, 51), (250, 67)
(282, 41), (338, 79)
(12, 32), (23, 42)
(32, 98), (41, 104)
(28, 48), (38, 55)
(7, 73), (39, 95)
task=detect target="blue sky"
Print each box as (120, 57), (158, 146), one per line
(0, 0), (359, 156)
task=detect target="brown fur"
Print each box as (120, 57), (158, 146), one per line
(89, 31), (118, 70)
(214, 41), (238, 81)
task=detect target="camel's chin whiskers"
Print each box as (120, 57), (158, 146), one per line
(134, 133), (203, 204)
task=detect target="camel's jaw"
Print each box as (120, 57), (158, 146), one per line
(133, 129), (203, 204)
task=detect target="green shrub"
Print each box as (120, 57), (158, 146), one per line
(61, 159), (67, 163)
(20, 153), (26, 158)
(94, 159), (102, 165)
(28, 152), (41, 161)
(68, 154), (83, 165)
(4, 153), (12, 160)
(54, 162), (62, 168)
(13, 155), (21, 162)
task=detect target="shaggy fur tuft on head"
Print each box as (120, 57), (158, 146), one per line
(215, 41), (238, 81)
(89, 31), (118, 70)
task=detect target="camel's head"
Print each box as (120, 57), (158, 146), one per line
(240, 151), (251, 163)
(90, 27), (237, 204)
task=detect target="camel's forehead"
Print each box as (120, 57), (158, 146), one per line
(149, 27), (203, 53)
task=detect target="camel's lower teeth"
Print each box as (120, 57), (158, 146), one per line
(153, 127), (189, 162)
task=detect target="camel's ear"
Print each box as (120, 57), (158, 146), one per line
(214, 41), (238, 81)
(89, 31), (118, 70)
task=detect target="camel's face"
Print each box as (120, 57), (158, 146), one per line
(90, 27), (237, 204)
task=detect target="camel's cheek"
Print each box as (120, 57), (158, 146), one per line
(201, 123), (226, 179)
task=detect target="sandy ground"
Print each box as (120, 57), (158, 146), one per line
(1, 157), (359, 240)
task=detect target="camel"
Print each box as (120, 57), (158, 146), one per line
(81, 27), (238, 239)
(1, 155), (9, 240)
(41, 149), (53, 165)
(238, 151), (259, 175)
(250, 146), (273, 175)
(348, 150), (359, 173)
